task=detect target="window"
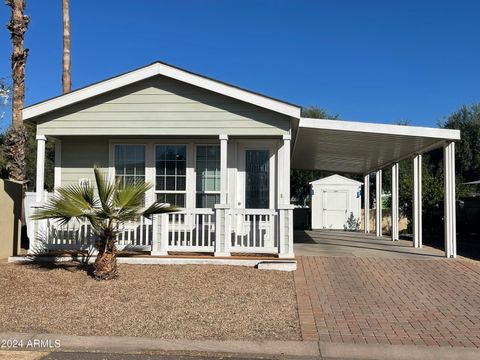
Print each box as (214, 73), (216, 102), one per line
(196, 145), (220, 208)
(155, 145), (187, 207)
(114, 145), (146, 186)
(245, 149), (270, 209)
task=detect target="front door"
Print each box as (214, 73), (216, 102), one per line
(245, 150), (270, 208)
(236, 141), (275, 209)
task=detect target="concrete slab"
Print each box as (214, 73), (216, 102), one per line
(0, 332), (320, 359)
(7, 256), (297, 271)
(1, 332), (479, 360)
(294, 229), (445, 259)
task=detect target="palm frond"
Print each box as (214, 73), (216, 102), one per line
(142, 202), (177, 219)
(32, 183), (98, 225)
(114, 179), (152, 210)
(94, 167), (115, 213)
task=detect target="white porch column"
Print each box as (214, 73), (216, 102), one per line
(413, 154), (422, 248)
(444, 142), (457, 258)
(219, 135), (228, 204)
(215, 135), (231, 257)
(391, 163), (399, 241)
(279, 134), (294, 258)
(364, 173), (370, 234)
(375, 169), (382, 237)
(29, 135), (48, 254)
(35, 135), (47, 202)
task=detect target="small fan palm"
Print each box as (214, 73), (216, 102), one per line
(33, 167), (176, 280)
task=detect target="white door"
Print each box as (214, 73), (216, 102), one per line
(323, 190), (348, 229)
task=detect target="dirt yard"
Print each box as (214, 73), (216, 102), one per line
(0, 262), (300, 341)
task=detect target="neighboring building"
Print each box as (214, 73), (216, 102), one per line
(24, 61), (460, 258)
(310, 175), (362, 230)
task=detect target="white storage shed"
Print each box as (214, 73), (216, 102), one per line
(310, 174), (362, 230)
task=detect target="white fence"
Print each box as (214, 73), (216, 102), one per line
(39, 216), (153, 251)
(164, 209), (216, 252)
(230, 209), (277, 253)
(28, 206), (286, 255)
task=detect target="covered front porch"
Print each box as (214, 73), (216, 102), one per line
(28, 134), (294, 259)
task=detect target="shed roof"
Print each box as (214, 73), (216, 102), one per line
(310, 174), (363, 186)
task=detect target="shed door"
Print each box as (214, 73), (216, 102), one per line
(323, 190), (348, 229)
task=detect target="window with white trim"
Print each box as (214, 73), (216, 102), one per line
(114, 145), (146, 186)
(196, 145), (220, 208)
(155, 145), (187, 207)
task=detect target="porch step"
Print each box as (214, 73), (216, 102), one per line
(257, 260), (297, 271)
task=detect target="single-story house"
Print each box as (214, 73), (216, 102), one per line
(24, 61), (460, 259)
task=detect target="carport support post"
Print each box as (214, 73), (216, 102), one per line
(391, 163), (399, 241)
(375, 169), (382, 237)
(413, 154), (422, 248)
(364, 174), (370, 233)
(444, 142), (457, 258)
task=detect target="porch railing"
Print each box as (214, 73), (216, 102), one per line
(38, 216), (153, 251)
(164, 209), (216, 252)
(28, 206), (291, 256)
(229, 209), (278, 253)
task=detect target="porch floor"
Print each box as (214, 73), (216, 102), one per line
(294, 230), (446, 259)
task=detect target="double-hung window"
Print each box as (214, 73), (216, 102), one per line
(155, 145), (187, 207)
(196, 145), (220, 208)
(114, 145), (146, 186)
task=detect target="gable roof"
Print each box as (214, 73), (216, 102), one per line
(23, 61), (301, 121)
(309, 174), (363, 186)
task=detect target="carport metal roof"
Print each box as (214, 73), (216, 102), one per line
(292, 118), (461, 174)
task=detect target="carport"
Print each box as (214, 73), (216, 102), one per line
(291, 118), (461, 258)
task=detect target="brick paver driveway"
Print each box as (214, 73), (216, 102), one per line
(294, 256), (480, 348)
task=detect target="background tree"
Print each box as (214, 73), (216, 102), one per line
(5, 0), (29, 182)
(62, 0), (71, 93)
(442, 104), (480, 193)
(0, 79), (11, 178)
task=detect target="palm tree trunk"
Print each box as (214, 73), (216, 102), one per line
(62, 0), (71, 94)
(5, 0), (29, 182)
(94, 236), (118, 280)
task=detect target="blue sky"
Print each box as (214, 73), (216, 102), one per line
(0, 0), (479, 129)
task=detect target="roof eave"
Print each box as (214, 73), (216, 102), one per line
(23, 62), (301, 121)
(299, 117), (461, 141)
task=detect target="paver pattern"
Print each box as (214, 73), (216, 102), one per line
(294, 256), (480, 347)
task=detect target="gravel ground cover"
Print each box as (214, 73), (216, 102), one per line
(0, 262), (300, 341)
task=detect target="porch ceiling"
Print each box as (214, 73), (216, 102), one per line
(292, 118), (460, 174)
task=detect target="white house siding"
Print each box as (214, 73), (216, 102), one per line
(36, 75), (291, 137)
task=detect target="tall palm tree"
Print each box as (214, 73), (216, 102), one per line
(5, 0), (29, 182)
(33, 168), (176, 280)
(62, 0), (71, 94)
